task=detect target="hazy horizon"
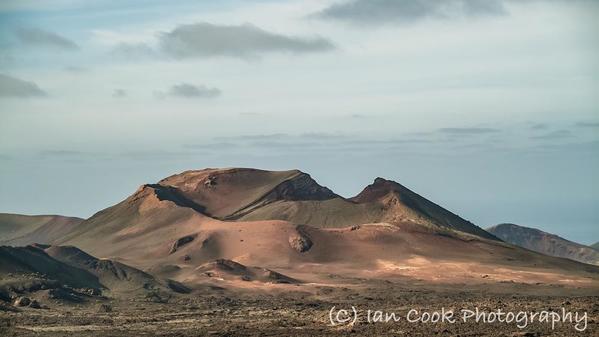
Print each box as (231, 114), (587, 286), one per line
(1, 0), (597, 245)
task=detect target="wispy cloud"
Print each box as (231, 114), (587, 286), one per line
(112, 89), (127, 98)
(438, 127), (500, 135)
(39, 150), (87, 158)
(530, 123), (548, 130)
(238, 112), (265, 117)
(530, 129), (573, 140)
(575, 121), (599, 128)
(183, 142), (238, 150)
(15, 27), (78, 50)
(63, 66), (88, 73)
(216, 134), (286, 142)
(112, 42), (157, 59)
(156, 83), (221, 99)
(532, 140), (599, 153)
(196, 133), (442, 154)
(0, 73), (46, 98)
(299, 132), (347, 140)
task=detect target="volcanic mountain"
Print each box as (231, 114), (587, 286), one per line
(153, 168), (495, 239)
(2, 168), (598, 289)
(44, 168), (495, 258)
(487, 223), (599, 266)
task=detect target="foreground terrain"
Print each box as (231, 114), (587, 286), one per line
(1, 278), (597, 336)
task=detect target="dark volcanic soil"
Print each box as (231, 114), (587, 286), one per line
(2, 280), (597, 337)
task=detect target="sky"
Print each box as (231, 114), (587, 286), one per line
(0, 0), (597, 244)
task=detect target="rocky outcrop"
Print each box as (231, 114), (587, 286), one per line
(169, 234), (197, 254)
(288, 227), (313, 253)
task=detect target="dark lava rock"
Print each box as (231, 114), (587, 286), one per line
(28, 300), (41, 309)
(98, 303), (113, 312)
(169, 234), (197, 254)
(13, 297), (31, 307)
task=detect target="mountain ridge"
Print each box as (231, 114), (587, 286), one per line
(4, 168), (499, 248)
(487, 223), (599, 266)
(1, 168), (598, 293)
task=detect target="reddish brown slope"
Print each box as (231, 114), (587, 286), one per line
(158, 168), (338, 218)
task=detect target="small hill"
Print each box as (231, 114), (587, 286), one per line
(43, 245), (167, 293)
(487, 223), (599, 265)
(0, 245), (102, 298)
(196, 259), (299, 284)
(0, 213), (83, 245)
(591, 242), (599, 251)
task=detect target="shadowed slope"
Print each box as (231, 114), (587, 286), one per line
(53, 183), (207, 257)
(0, 244), (188, 304)
(350, 178), (497, 240)
(0, 245), (101, 291)
(43, 245), (180, 293)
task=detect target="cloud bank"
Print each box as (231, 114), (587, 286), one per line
(531, 129), (573, 140)
(158, 22), (334, 59)
(438, 127), (500, 135)
(316, 0), (507, 25)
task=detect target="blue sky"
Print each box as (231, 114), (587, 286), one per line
(0, 0), (597, 244)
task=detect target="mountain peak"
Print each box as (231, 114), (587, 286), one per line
(350, 176), (406, 203)
(373, 177), (390, 184)
(349, 176), (498, 240)
(155, 168), (335, 219)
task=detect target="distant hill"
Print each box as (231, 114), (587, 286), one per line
(487, 223), (599, 266)
(0, 213), (83, 246)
